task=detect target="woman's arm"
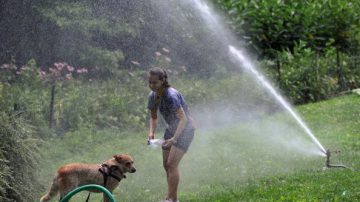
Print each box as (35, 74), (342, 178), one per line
(148, 109), (158, 140)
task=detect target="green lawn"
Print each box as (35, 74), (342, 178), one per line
(37, 93), (360, 201)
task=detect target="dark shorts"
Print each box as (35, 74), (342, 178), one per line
(164, 127), (195, 152)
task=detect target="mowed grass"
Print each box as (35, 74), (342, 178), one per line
(37, 93), (360, 201)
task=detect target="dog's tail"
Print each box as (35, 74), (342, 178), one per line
(40, 174), (59, 202)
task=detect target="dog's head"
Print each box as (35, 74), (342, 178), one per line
(112, 154), (136, 173)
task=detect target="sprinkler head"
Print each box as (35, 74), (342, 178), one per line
(325, 149), (331, 167)
(324, 149), (348, 169)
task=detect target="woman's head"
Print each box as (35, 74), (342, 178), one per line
(148, 67), (170, 92)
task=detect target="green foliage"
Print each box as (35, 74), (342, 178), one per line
(214, 0), (360, 57)
(82, 46), (124, 71)
(37, 1), (130, 72)
(0, 113), (43, 202)
(0, 60), (49, 128)
(214, 0), (360, 103)
(266, 40), (360, 104)
(0, 60), (49, 201)
(213, 0), (360, 102)
(275, 41), (338, 103)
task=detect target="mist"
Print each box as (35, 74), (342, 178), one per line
(117, 0), (326, 199)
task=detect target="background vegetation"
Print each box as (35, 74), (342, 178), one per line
(0, 0), (359, 201)
(214, 0), (360, 103)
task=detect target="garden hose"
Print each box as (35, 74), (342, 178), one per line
(59, 184), (115, 202)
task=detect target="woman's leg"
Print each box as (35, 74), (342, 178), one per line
(162, 149), (170, 180)
(162, 146), (185, 201)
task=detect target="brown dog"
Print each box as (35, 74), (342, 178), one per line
(40, 154), (136, 202)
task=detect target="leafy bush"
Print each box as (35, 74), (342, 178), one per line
(213, 0), (360, 103)
(276, 41), (334, 103)
(273, 41), (359, 104)
(0, 113), (43, 202)
(214, 0), (360, 57)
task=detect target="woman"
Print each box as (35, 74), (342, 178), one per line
(147, 67), (195, 202)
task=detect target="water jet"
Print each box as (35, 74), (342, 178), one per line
(190, 0), (328, 157)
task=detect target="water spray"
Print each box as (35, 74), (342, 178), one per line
(147, 138), (164, 148)
(325, 149), (349, 169)
(192, 0), (348, 170)
(228, 46), (328, 156)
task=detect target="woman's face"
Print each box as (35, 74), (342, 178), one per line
(148, 74), (163, 92)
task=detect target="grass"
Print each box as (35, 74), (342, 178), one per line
(37, 93), (360, 201)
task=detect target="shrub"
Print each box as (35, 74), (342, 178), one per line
(276, 41), (339, 103)
(0, 113), (43, 201)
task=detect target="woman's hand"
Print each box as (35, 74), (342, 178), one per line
(147, 132), (154, 145)
(148, 132), (154, 140)
(162, 137), (176, 149)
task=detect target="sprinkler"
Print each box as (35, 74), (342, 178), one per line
(325, 149), (348, 169)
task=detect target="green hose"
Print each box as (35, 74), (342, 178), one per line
(59, 184), (115, 202)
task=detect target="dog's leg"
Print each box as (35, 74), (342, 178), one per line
(59, 184), (77, 200)
(40, 175), (59, 202)
(58, 177), (78, 200)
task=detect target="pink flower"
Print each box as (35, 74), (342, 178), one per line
(162, 48), (170, 53)
(1, 64), (17, 69)
(155, 51), (162, 57)
(0, 64), (9, 69)
(54, 62), (65, 71)
(67, 65), (75, 72)
(76, 68), (88, 73)
(38, 71), (46, 79)
(131, 61), (140, 66)
(165, 57), (172, 62)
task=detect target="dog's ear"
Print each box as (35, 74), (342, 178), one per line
(113, 154), (123, 163)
